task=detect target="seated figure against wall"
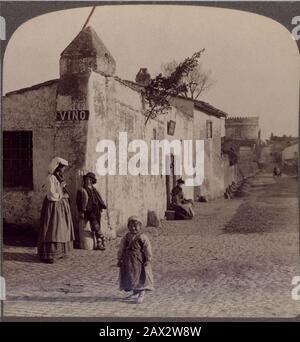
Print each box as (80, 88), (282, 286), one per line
(171, 178), (194, 220)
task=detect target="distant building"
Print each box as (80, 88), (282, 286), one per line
(225, 116), (259, 142)
(174, 97), (232, 200)
(281, 143), (298, 175)
(282, 143), (298, 163)
(268, 135), (298, 159)
(224, 116), (260, 177)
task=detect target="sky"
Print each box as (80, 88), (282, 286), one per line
(3, 5), (300, 139)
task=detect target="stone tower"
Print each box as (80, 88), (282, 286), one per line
(225, 116), (259, 141)
(60, 26), (116, 77)
(55, 27), (117, 240)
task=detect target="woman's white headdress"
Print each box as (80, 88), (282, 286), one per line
(48, 157), (68, 174)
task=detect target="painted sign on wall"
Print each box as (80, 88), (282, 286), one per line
(56, 110), (89, 121)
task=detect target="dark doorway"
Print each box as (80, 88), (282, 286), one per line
(166, 154), (176, 209)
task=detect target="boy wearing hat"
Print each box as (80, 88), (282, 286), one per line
(76, 172), (107, 250)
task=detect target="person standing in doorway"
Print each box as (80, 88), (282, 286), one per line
(37, 157), (74, 263)
(76, 172), (107, 250)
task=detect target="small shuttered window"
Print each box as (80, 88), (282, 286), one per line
(3, 131), (33, 189)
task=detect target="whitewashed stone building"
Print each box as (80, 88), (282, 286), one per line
(3, 27), (234, 237)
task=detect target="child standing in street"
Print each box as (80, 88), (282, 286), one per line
(117, 216), (154, 304)
(76, 172), (107, 250)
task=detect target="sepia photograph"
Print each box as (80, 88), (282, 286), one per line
(1, 2), (299, 321)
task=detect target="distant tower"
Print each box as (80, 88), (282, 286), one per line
(225, 117), (259, 141)
(135, 68), (151, 86)
(59, 26), (116, 77)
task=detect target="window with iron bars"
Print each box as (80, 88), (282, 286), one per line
(3, 131), (33, 189)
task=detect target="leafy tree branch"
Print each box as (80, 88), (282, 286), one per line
(143, 49), (205, 125)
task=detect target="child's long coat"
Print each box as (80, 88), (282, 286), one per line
(118, 232), (154, 292)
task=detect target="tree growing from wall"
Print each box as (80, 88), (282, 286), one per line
(143, 49), (205, 125)
(161, 56), (214, 100)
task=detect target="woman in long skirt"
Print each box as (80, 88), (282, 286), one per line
(37, 157), (74, 263)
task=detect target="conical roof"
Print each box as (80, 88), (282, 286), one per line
(61, 26), (114, 60)
(60, 26), (116, 76)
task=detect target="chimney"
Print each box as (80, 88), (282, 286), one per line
(59, 26), (116, 77)
(135, 68), (151, 86)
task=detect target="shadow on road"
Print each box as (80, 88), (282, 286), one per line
(3, 222), (37, 248)
(3, 252), (41, 264)
(6, 295), (134, 304)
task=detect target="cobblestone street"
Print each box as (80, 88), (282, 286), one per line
(3, 174), (300, 318)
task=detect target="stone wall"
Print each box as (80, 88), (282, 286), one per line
(238, 146), (259, 177)
(54, 74), (91, 239)
(223, 156), (239, 189)
(2, 81), (58, 227)
(193, 109), (225, 200)
(86, 72), (194, 236)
